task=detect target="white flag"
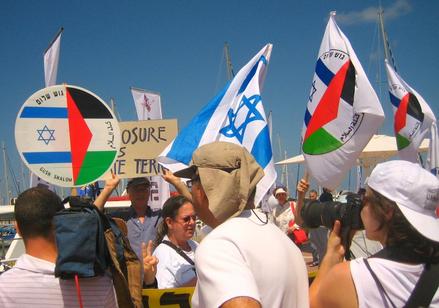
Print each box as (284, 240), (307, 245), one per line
(32, 28), (63, 191)
(44, 28), (63, 87)
(302, 12), (385, 190)
(385, 60), (436, 162)
(131, 88), (162, 120)
(159, 44), (276, 206)
(131, 86), (168, 209)
(427, 121), (439, 178)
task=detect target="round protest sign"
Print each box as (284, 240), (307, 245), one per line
(15, 85), (120, 187)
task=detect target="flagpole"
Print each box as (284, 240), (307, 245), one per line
(44, 27), (64, 55)
(110, 97), (125, 194)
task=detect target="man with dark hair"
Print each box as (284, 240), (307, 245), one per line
(0, 187), (118, 307)
(306, 188), (326, 267)
(13, 188), (64, 240)
(110, 177), (162, 261)
(309, 189), (318, 201)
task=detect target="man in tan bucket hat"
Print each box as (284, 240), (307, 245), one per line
(174, 141), (308, 308)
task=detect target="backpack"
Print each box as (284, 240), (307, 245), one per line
(54, 197), (143, 308)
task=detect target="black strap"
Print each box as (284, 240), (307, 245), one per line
(363, 258), (397, 308)
(366, 246), (439, 308)
(370, 246), (427, 264)
(404, 263), (439, 308)
(161, 240), (195, 266)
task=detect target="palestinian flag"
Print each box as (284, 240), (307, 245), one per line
(303, 55), (359, 155)
(15, 85), (120, 187)
(385, 60), (435, 162)
(301, 12), (384, 189)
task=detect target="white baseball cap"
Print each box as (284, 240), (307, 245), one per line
(367, 160), (439, 242)
(275, 187), (287, 196)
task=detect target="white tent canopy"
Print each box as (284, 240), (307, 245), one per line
(276, 134), (430, 167)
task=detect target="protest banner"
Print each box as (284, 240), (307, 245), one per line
(113, 119), (178, 178)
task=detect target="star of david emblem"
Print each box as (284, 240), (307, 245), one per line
(37, 125), (55, 145)
(309, 80), (317, 102)
(220, 94), (264, 143)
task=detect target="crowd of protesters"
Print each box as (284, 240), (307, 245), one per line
(0, 141), (438, 307)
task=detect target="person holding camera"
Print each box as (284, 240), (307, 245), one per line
(304, 160), (439, 307)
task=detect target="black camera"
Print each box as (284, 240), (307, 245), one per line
(301, 193), (364, 231)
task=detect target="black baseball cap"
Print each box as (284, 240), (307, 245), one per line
(126, 177), (150, 189)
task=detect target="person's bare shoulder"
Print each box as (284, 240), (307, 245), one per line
(314, 262), (358, 308)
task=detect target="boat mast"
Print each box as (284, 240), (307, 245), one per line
(224, 42), (235, 80)
(378, 9), (390, 62)
(2, 142), (10, 204)
(378, 9), (397, 71)
(277, 135), (289, 192)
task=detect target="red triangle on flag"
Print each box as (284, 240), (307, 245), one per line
(66, 88), (93, 182)
(305, 60), (351, 140)
(394, 93), (409, 133)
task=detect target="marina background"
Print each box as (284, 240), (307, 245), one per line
(1, 0), (438, 200)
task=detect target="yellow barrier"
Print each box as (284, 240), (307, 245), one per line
(142, 287), (195, 308)
(141, 269), (317, 307)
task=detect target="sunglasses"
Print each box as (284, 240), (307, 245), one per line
(181, 215), (197, 223)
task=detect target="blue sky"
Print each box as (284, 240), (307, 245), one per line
(1, 0), (438, 198)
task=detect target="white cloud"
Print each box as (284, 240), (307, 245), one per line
(335, 0), (412, 25)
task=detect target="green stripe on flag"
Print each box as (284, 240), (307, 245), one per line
(75, 151), (117, 185)
(396, 133), (410, 150)
(303, 128), (343, 155)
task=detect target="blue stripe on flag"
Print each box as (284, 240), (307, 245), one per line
(250, 125), (272, 168)
(166, 83), (230, 164)
(315, 59), (334, 86)
(304, 108), (312, 126)
(238, 56), (266, 95)
(389, 92), (400, 108)
(23, 152), (72, 164)
(20, 107), (68, 118)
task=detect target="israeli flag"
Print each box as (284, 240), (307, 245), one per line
(158, 44), (276, 206)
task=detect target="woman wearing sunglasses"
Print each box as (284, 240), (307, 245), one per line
(153, 195), (198, 288)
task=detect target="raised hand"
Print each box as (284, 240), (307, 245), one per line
(161, 169), (180, 185)
(296, 178), (309, 194)
(103, 170), (120, 192)
(142, 240), (159, 286)
(94, 171), (120, 211)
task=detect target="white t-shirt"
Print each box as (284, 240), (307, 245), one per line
(350, 257), (439, 308)
(272, 201), (295, 233)
(192, 210), (308, 308)
(153, 235), (198, 288)
(0, 254), (117, 308)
